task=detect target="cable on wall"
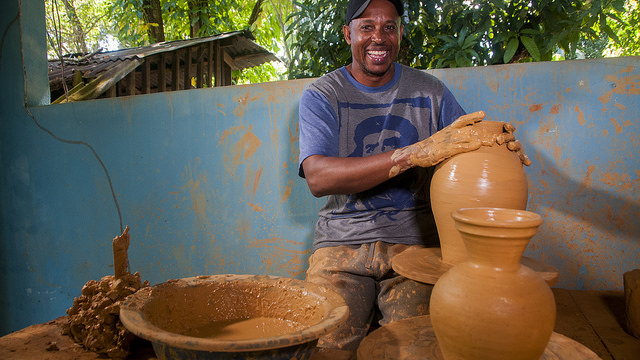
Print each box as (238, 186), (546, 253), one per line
(15, 0), (124, 234)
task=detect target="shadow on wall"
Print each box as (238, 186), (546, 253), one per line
(526, 148), (639, 289)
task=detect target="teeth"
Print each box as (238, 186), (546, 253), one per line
(369, 51), (386, 56)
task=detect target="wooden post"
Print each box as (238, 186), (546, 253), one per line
(128, 70), (136, 95)
(207, 41), (214, 88)
(625, 269), (640, 339)
(222, 51), (233, 86)
(215, 42), (222, 87)
(106, 85), (116, 98)
(172, 49), (181, 90)
(142, 59), (151, 94)
(160, 53), (167, 92)
(196, 45), (204, 88)
(184, 47), (193, 89)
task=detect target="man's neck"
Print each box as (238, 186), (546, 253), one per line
(346, 63), (396, 88)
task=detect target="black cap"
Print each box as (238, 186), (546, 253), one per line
(345, 0), (404, 25)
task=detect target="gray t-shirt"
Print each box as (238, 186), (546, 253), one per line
(298, 63), (466, 251)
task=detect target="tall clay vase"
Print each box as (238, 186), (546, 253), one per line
(430, 120), (528, 265)
(430, 207), (556, 360)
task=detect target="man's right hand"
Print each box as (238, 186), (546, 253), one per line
(389, 111), (486, 176)
(409, 111), (488, 167)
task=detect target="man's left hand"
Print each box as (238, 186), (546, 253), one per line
(437, 118), (532, 167)
(499, 123), (532, 166)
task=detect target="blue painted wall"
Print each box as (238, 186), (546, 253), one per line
(1, 0), (638, 336)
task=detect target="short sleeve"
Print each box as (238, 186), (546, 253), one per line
(298, 89), (340, 178)
(437, 86), (467, 130)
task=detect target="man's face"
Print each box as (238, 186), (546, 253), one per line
(343, 0), (403, 87)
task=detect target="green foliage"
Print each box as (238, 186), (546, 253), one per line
(435, 28), (480, 68)
(606, 0), (640, 56)
(46, 0), (295, 84)
(108, 0), (150, 47)
(111, 0), (295, 83)
(46, 0), (636, 85)
(45, 0), (113, 58)
(287, 0), (629, 78)
(286, 0), (352, 79)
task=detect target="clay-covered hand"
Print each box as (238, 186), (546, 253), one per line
(392, 111), (488, 171)
(497, 122), (532, 166)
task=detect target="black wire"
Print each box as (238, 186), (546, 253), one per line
(16, 0), (124, 234)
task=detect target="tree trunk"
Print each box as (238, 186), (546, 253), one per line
(142, 0), (165, 44)
(188, 0), (209, 38)
(60, 0), (88, 54)
(248, 0), (264, 26)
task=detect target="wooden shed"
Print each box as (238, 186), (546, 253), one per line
(48, 30), (280, 104)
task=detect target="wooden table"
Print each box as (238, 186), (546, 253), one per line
(1, 289), (638, 360)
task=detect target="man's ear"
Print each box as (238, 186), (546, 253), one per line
(343, 24), (352, 45)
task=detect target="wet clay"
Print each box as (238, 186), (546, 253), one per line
(389, 111), (487, 178)
(185, 317), (306, 340)
(119, 274), (349, 354)
(357, 315), (603, 360)
(392, 246), (559, 286)
(430, 120), (528, 265)
(112, 225), (130, 279)
(430, 208), (555, 360)
(64, 226), (150, 359)
(137, 276), (324, 337)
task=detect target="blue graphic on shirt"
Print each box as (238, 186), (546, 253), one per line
(334, 115), (422, 221)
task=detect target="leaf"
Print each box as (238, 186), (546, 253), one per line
(436, 34), (457, 45)
(468, 49), (480, 62)
(455, 53), (466, 67)
(520, 36), (540, 61)
(520, 28), (539, 35)
(461, 33), (478, 49)
(504, 37), (519, 63)
(600, 24), (620, 44)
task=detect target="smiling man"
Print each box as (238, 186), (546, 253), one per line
(343, 0), (403, 86)
(297, 0), (516, 354)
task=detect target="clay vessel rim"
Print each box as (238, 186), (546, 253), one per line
(119, 274), (349, 352)
(452, 207), (543, 228)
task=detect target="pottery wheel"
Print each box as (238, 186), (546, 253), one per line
(357, 315), (601, 360)
(392, 247), (559, 286)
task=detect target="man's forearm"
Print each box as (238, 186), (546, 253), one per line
(302, 152), (411, 197)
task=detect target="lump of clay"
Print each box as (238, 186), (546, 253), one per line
(64, 226), (150, 359)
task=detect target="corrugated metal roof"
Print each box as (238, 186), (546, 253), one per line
(48, 30), (280, 102)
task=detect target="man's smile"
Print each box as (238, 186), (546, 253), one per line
(368, 49), (390, 62)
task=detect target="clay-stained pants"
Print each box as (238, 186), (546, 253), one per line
(305, 241), (432, 351)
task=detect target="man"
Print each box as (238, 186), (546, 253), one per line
(297, 0), (529, 353)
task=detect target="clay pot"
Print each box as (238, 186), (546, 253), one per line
(430, 208), (556, 360)
(120, 274), (349, 360)
(430, 120), (528, 265)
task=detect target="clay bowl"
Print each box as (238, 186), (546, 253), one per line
(120, 274), (348, 360)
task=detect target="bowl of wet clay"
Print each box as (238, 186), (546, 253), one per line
(119, 274), (348, 360)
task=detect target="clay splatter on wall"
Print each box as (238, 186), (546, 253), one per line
(520, 63), (639, 289)
(246, 236), (311, 278)
(219, 125), (262, 178)
(425, 59), (639, 290)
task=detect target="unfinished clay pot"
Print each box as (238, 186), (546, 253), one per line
(430, 120), (528, 265)
(430, 208), (555, 360)
(120, 274), (348, 360)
